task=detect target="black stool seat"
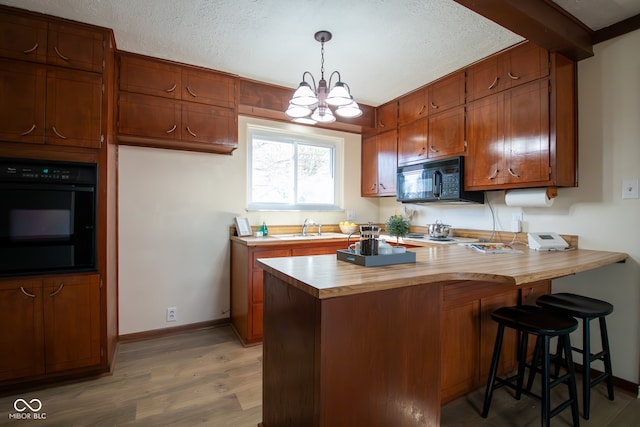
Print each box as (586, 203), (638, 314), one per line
(537, 293), (613, 318)
(482, 305), (580, 427)
(536, 293), (615, 420)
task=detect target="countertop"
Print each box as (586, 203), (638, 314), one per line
(257, 244), (628, 299)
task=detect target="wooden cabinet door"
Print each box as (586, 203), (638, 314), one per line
(0, 13), (47, 63)
(182, 68), (236, 108)
(376, 100), (397, 130)
(0, 279), (44, 381)
(46, 68), (102, 148)
(465, 93), (504, 189)
(43, 274), (101, 372)
(441, 300), (479, 403)
(118, 92), (181, 141)
(47, 23), (104, 73)
(361, 135), (378, 196)
(398, 88), (428, 125)
(502, 42), (549, 90)
(181, 103), (237, 148)
(119, 54), (182, 99)
(479, 291), (519, 381)
(0, 60), (45, 144)
(397, 118), (427, 166)
(377, 129), (397, 196)
(429, 71), (465, 113)
(428, 106), (465, 160)
(503, 80), (550, 185)
(467, 55), (500, 102)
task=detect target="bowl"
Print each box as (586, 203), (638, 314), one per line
(339, 224), (358, 234)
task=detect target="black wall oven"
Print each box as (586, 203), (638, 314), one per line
(0, 158), (97, 276)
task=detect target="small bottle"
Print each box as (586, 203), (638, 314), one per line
(259, 221), (268, 236)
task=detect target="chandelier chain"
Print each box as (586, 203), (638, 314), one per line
(320, 39), (325, 80)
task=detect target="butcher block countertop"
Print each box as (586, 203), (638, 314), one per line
(257, 245), (628, 299)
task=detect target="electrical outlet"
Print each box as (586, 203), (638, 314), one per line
(622, 179), (638, 199)
(510, 213), (522, 232)
(346, 210), (356, 221)
(166, 307), (177, 322)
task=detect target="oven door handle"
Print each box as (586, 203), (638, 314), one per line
(433, 170), (442, 198)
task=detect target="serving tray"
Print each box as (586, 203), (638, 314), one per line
(336, 249), (416, 267)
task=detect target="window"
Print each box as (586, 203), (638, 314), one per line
(248, 126), (342, 211)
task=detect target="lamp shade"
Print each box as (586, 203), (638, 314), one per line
(335, 100), (363, 118)
(326, 82), (352, 106)
(290, 82), (318, 107)
(286, 103), (313, 118)
(311, 106), (336, 123)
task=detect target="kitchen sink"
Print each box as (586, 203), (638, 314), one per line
(272, 232), (348, 240)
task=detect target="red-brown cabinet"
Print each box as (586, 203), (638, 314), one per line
(361, 130), (397, 197)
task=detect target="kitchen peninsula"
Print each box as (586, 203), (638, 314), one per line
(257, 244), (627, 427)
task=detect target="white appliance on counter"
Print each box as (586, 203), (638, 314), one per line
(527, 232), (569, 251)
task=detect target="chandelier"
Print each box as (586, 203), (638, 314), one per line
(285, 31), (363, 124)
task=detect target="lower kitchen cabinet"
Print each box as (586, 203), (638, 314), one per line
(0, 273), (100, 383)
(440, 279), (550, 403)
(230, 240), (348, 346)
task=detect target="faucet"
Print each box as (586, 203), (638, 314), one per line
(302, 218), (322, 236)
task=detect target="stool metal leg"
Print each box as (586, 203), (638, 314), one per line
(582, 318), (592, 419)
(482, 323), (505, 418)
(599, 317), (615, 401)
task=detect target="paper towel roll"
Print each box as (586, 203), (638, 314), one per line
(505, 188), (554, 207)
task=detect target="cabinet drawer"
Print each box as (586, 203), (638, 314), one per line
(0, 13), (47, 64)
(251, 249), (291, 270)
(119, 54), (182, 99)
(182, 68), (236, 108)
(47, 23), (104, 73)
(118, 92), (181, 140)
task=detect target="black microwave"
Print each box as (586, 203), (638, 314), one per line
(396, 156), (484, 204)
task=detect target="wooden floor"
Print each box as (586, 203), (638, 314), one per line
(1, 325), (637, 426)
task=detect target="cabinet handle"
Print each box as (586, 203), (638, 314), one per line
(429, 146), (439, 153)
(20, 287), (36, 298)
(49, 283), (64, 297)
(165, 124), (177, 134)
(488, 76), (499, 90)
(418, 105), (425, 115)
(418, 147), (425, 156)
(430, 102), (438, 109)
(23, 43), (39, 54)
(379, 183), (387, 190)
(53, 46), (70, 61)
(186, 126), (197, 137)
(165, 83), (177, 93)
(508, 72), (520, 80)
(508, 168), (521, 178)
(379, 121), (386, 128)
(370, 183), (377, 191)
(21, 124), (37, 136)
(488, 169), (499, 180)
(186, 85), (197, 98)
(51, 126), (67, 139)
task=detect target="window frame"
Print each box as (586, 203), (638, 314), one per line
(247, 125), (344, 212)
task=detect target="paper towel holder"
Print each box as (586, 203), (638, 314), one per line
(505, 186), (558, 199)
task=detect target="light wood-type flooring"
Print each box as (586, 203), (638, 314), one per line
(1, 325), (637, 426)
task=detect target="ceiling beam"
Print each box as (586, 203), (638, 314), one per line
(453, 0), (594, 60)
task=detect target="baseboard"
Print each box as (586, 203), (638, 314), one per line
(118, 318), (230, 343)
(574, 363), (639, 398)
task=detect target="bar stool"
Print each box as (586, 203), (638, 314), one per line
(536, 293), (615, 420)
(482, 305), (580, 427)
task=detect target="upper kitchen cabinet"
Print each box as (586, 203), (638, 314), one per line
(117, 52), (239, 154)
(47, 23), (105, 73)
(361, 130), (397, 197)
(375, 100), (398, 131)
(0, 13), (47, 63)
(397, 118), (427, 166)
(398, 87), (428, 126)
(427, 106), (466, 160)
(467, 42), (549, 102)
(428, 71), (465, 113)
(465, 53), (577, 190)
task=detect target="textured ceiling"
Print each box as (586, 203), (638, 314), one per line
(2, 0), (638, 107)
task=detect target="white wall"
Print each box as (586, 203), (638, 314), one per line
(380, 29), (640, 384)
(118, 117), (374, 335)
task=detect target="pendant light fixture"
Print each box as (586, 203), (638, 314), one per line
(285, 31), (363, 124)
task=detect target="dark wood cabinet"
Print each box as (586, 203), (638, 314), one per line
(117, 53), (238, 154)
(0, 274), (101, 382)
(466, 79), (551, 189)
(467, 41), (549, 102)
(47, 22), (105, 73)
(230, 240), (348, 346)
(397, 117), (427, 166)
(427, 106), (466, 159)
(0, 13), (47, 63)
(361, 130), (397, 197)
